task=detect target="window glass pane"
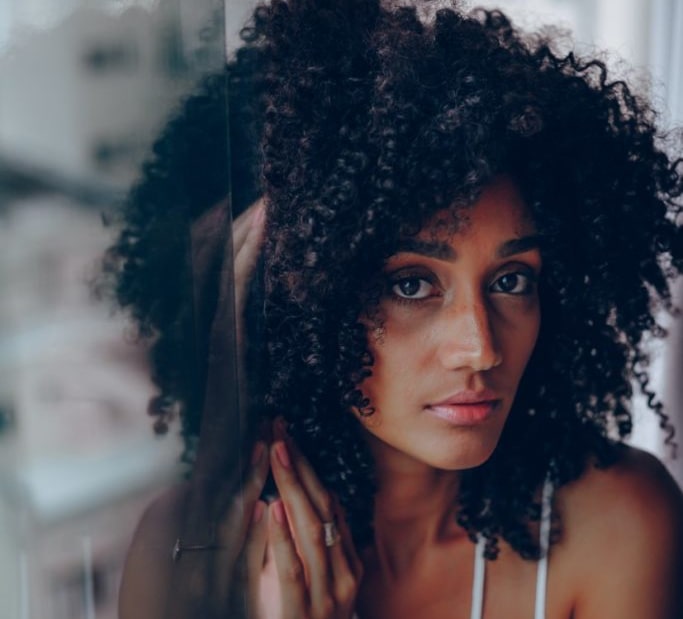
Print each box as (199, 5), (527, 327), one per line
(0, 2), (227, 617)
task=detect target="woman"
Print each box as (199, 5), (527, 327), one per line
(107, 1), (683, 617)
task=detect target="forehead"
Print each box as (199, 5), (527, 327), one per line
(418, 176), (535, 241)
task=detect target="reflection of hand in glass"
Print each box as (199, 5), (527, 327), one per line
(119, 202), (270, 619)
(117, 440), (270, 619)
(119, 200), (361, 619)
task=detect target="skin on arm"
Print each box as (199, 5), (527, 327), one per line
(118, 485), (187, 618)
(562, 446), (683, 619)
(118, 451), (271, 618)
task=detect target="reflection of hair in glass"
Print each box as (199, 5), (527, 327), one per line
(104, 1), (682, 560)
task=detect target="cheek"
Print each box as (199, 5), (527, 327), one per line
(503, 305), (540, 370)
(359, 327), (421, 408)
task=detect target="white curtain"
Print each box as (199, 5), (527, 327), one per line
(648, 0), (683, 485)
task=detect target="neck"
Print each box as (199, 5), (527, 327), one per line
(363, 434), (467, 581)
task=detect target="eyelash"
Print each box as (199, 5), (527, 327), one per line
(387, 268), (538, 305)
(388, 274), (437, 304)
(489, 270), (538, 296)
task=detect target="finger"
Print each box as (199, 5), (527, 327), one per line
(210, 198), (264, 354)
(194, 201), (265, 483)
(246, 501), (268, 570)
(280, 432), (358, 606)
(215, 441), (270, 548)
(234, 200), (265, 290)
(270, 440), (332, 611)
(332, 496), (364, 581)
(232, 198), (264, 257)
(275, 422), (362, 607)
(181, 440), (267, 566)
(230, 499), (267, 612)
(188, 199), (241, 481)
(274, 419), (334, 521)
(269, 500), (309, 618)
(274, 422), (355, 570)
(245, 500), (269, 613)
(327, 501), (363, 614)
(233, 200), (265, 370)
(208, 442), (271, 596)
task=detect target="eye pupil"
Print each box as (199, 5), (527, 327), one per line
(399, 279), (421, 296)
(498, 273), (519, 292)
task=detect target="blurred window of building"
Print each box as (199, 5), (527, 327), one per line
(0, 2), (228, 617)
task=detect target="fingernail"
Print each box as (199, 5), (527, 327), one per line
(251, 441), (265, 465)
(275, 442), (291, 468)
(252, 501), (265, 524)
(272, 500), (286, 525)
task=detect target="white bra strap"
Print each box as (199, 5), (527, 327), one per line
(470, 535), (486, 619)
(534, 476), (553, 619)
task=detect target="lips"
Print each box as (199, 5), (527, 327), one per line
(425, 390), (501, 425)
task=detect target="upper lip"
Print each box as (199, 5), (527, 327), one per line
(427, 389), (501, 407)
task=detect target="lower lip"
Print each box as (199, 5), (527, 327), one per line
(425, 401), (498, 425)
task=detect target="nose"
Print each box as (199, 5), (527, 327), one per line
(435, 295), (503, 372)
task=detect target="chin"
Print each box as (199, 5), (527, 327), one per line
(432, 452), (495, 472)
(425, 435), (501, 471)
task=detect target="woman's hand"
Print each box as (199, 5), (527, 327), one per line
(234, 204), (362, 618)
(267, 420), (363, 619)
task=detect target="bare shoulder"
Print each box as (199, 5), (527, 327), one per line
(561, 447), (681, 522)
(558, 445), (682, 537)
(554, 446), (683, 619)
(119, 483), (190, 618)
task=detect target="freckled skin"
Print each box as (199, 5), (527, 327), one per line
(357, 176), (542, 471)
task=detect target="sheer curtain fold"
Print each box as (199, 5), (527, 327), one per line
(649, 0), (683, 486)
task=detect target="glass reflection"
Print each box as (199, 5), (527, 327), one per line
(0, 1), (226, 618)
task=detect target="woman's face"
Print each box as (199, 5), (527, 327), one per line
(357, 176), (542, 471)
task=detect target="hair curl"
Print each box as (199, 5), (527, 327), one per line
(103, 0), (682, 560)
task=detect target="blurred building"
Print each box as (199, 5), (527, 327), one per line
(0, 197), (182, 619)
(0, 2), (224, 618)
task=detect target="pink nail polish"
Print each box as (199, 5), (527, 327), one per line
(275, 442), (291, 468)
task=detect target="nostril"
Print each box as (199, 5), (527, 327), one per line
(437, 303), (502, 371)
(482, 348), (503, 371)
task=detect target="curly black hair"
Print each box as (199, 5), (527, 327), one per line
(103, 0), (682, 560)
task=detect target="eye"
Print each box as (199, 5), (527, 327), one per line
(391, 276), (435, 300)
(490, 271), (536, 295)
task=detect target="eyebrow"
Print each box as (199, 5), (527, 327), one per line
(392, 234), (542, 261)
(393, 239), (456, 260)
(496, 234), (543, 258)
